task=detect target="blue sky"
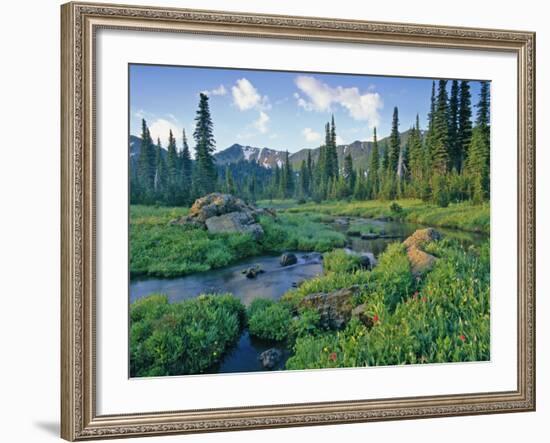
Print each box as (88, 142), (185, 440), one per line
(129, 64), (483, 153)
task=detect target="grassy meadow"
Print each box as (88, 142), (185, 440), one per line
(130, 199), (490, 376)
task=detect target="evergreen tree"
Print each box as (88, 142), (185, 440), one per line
(179, 129), (193, 204)
(343, 152), (355, 193)
(476, 81), (491, 146)
(457, 80), (472, 172)
(300, 159), (310, 197)
(137, 119), (156, 203)
(282, 150), (294, 198)
(166, 130), (178, 204)
(329, 115), (339, 178)
(154, 137), (167, 201)
(408, 116), (424, 192)
(465, 126), (489, 203)
(306, 149), (313, 183)
(193, 93), (217, 195)
(367, 127), (380, 198)
(388, 107), (400, 175)
(448, 80), (460, 171)
(475, 81), (491, 186)
(224, 165), (236, 195)
(432, 80), (450, 174)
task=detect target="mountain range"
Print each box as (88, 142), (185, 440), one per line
(129, 129), (418, 172)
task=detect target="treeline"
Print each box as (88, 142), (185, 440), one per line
(131, 80), (490, 207)
(289, 79), (490, 206)
(131, 93), (218, 206)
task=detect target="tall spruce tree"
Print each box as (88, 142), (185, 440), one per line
(137, 119), (156, 203)
(154, 137), (167, 201)
(431, 80), (450, 174)
(465, 126), (489, 203)
(179, 129), (193, 204)
(165, 130), (178, 204)
(388, 107), (400, 175)
(368, 127), (380, 198)
(448, 80), (460, 171)
(282, 150), (294, 198)
(329, 115), (339, 178)
(193, 93), (217, 195)
(476, 81), (491, 177)
(408, 115), (424, 187)
(343, 152), (355, 192)
(299, 159), (309, 198)
(457, 80), (473, 173)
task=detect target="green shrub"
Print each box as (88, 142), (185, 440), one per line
(247, 300), (293, 341)
(390, 201), (403, 214)
(130, 293), (245, 377)
(291, 308), (322, 339)
(323, 249), (362, 274)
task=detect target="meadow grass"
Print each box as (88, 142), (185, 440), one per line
(258, 199), (490, 234)
(130, 205), (346, 278)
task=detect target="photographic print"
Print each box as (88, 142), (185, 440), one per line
(129, 65), (490, 377)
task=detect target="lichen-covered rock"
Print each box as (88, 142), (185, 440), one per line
(205, 211), (264, 240)
(403, 227), (442, 249)
(402, 228), (442, 275)
(298, 285), (361, 330)
(170, 193), (268, 239)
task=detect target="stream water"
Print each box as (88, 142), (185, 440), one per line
(129, 217), (486, 374)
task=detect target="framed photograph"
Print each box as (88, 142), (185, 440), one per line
(61, 1), (536, 440)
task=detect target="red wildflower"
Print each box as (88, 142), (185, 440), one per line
(329, 352), (337, 362)
(421, 296), (427, 303)
(412, 291), (419, 300)
(459, 334), (466, 342)
(373, 314), (380, 324)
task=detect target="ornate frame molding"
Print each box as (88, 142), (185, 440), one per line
(61, 2), (535, 440)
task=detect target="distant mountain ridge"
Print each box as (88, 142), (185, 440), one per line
(129, 129), (418, 172)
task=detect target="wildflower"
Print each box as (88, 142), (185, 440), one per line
(323, 347), (329, 353)
(213, 351), (217, 356)
(329, 352), (337, 362)
(459, 334), (466, 342)
(373, 314), (380, 323)
(412, 291), (419, 300)
(421, 296), (427, 303)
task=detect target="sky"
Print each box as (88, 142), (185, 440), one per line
(129, 64), (484, 153)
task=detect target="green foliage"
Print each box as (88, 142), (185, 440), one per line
(259, 213), (346, 253)
(368, 243), (415, 311)
(130, 293), (245, 377)
(247, 300), (293, 341)
(291, 308), (322, 339)
(281, 199), (489, 234)
(130, 206), (345, 278)
(432, 174), (450, 208)
(389, 201), (403, 214)
(285, 240), (490, 370)
(323, 249), (362, 274)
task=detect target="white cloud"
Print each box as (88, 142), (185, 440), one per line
(202, 84), (227, 96)
(336, 135), (345, 145)
(294, 76), (383, 127)
(253, 111), (270, 134)
(149, 118), (182, 147)
(302, 127), (322, 143)
(232, 78), (270, 111)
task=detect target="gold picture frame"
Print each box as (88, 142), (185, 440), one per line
(61, 1), (536, 440)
